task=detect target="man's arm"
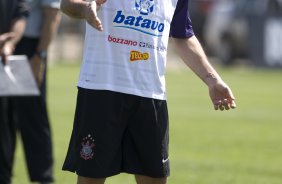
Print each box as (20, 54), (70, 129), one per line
(60, 0), (106, 31)
(0, 33), (15, 51)
(4, 18), (26, 53)
(171, 36), (236, 111)
(0, 18), (26, 64)
(29, 6), (61, 86)
(36, 7), (61, 53)
(0, 0), (28, 64)
(60, 0), (91, 18)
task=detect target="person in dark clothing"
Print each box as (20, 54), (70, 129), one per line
(0, 1), (28, 184)
(13, 0), (61, 183)
(0, 0), (28, 63)
(0, 0), (61, 184)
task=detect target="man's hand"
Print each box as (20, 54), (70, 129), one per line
(96, 0), (107, 6)
(60, 0), (106, 30)
(0, 32), (14, 48)
(0, 33), (15, 64)
(85, 0), (107, 31)
(207, 75), (236, 111)
(171, 37), (236, 111)
(30, 55), (45, 87)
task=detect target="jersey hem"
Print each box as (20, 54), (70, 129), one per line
(77, 82), (167, 100)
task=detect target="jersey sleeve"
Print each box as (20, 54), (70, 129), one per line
(170, 0), (194, 38)
(41, 0), (60, 9)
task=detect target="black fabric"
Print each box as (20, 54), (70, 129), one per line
(63, 88), (170, 178)
(0, 98), (17, 184)
(0, 1), (29, 183)
(0, 0), (29, 33)
(0, 37), (53, 183)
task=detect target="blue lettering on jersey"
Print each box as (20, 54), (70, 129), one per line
(112, 0), (165, 37)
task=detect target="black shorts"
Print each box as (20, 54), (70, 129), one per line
(62, 88), (170, 178)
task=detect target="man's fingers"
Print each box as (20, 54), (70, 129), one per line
(1, 54), (7, 65)
(86, 15), (103, 31)
(230, 100), (236, 109)
(0, 32), (15, 42)
(94, 18), (102, 30)
(89, 17), (103, 31)
(86, 1), (104, 31)
(214, 100), (222, 111)
(223, 103), (230, 110)
(218, 100), (225, 111)
(214, 98), (236, 111)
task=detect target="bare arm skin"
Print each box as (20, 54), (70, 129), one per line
(37, 7), (61, 53)
(0, 18), (26, 64)
(171, 36), (236, 110)
(60, 0), (106, 31)
(29, 6), (61, 86)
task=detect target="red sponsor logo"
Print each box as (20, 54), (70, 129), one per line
(108, 35), (138, 46)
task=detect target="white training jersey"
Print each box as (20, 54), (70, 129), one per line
(78, 0), (178, 100)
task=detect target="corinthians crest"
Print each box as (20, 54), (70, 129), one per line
(135, 0), (154, 16)
(80, 134), (95, 160)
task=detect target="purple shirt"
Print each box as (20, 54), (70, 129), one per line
(170, 0), (194, 38)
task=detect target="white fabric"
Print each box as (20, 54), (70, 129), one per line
(78, 0), (178, 100)
(24, 0), (60, 38)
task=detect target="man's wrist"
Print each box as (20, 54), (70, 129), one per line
(84, 1), (93, 19)
(203, 72), (220, 87)
(2, 41), (15, 56)
(6, 41), (15, 50)
(35, 50), (47, 60)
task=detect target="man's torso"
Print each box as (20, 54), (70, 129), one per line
(78, 0), (179, 100)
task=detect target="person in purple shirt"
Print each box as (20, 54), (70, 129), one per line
(60, 0), (236, 184)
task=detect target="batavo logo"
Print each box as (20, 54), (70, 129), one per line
(130, 50), (150, 62)
(136, 0), (154, 16)
(112, 0), (165, 37)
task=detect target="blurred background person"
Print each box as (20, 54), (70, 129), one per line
(204, 0), (282, 66)
(188, 0), (214, 46)
(0, 0), (61, 184)
(0, 1), (29, 184)
(0, 0), (28, 64)
(203, 0), (237, 65)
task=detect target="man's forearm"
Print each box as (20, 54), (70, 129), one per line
(37, 7), (61, 52)
(9, 18), (26, 47)
(172, 36), (222, 86)
(60, 0), (88, 19)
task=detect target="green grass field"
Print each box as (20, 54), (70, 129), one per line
(12, 63), (282, 184)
